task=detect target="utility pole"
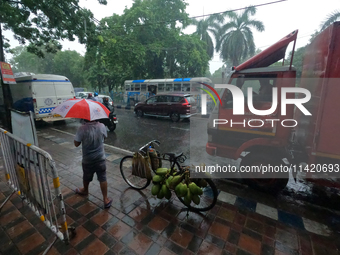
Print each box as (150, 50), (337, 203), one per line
(0, 23), (13, 132)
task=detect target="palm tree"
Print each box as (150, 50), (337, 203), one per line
(320, 10), (340, 31)
(216, 6), (264, 66)
(190, 14), (224, 59)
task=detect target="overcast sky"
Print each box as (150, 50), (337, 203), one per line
(4, 0), (339, 74)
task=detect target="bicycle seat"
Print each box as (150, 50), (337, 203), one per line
(163, 152), (183, 159)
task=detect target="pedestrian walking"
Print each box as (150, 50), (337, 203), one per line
(74, 119), (113, 208)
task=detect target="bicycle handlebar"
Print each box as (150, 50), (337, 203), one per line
(138, 140), (160, 152)
(138, 140), (187, 164)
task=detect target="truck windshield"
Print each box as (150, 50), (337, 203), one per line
(225, 75), (277, 107)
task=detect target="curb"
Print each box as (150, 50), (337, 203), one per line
(49, 128), (133, 156)
(116, 105), (134, 110)
(104, 143), (133, 155)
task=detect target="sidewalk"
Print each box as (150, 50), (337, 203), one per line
(0, 128), (340, 255)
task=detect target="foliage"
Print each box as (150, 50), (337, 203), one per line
(284, 30), (324, 80)
(190, 15), (224, 59)
(285, 46), (306, 79)
(216, 6), (264, 66)
(9, 46), (55, 73)
(9, 46), (86, 87)
(320, 10), (340, 31)
(53, 51), (86, 86)
(0, 0), (106, 58)
(84, 0), (210, 92)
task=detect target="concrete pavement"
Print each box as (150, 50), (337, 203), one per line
(0, 127), (340, 255)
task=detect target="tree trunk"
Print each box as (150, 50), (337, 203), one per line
(0, 23), (13, 132)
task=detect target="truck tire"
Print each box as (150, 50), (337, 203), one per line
(240, 152), (289, 194)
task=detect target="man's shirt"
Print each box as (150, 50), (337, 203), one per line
(75, 121), (107, 164)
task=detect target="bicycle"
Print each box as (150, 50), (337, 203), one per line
(120, 140), (218, 212)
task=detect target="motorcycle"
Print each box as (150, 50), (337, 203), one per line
(98, 102), (118, 132)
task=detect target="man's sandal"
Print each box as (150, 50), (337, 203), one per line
(104, 198), (113, 209)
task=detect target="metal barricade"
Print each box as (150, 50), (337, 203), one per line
(0, 127), (74, 254)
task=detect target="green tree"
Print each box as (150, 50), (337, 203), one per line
(169, 34), (210, 77)
(0, 0), (106, 59)
(320, 10), (340, 31)
(285, 46), (306, 79)
(120, 0), (191, 78)
(216, 6), (264, 66)
(0, 0), (106, 130)
(190, 15), (223, 59)
(53, 50), (85, 87)
(9, 47), (86, 86)
(9, 46), (55, 73)
(84, 0), (210, 92)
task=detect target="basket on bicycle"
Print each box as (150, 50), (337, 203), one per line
(131, 152), (152, 179)
(131, 145), (163, 179)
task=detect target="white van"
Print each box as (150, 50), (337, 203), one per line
(11, 74), (75, 119)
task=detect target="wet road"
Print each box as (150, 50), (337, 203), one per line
(38, 109), (191, 154)
(36, 109), (340, 215)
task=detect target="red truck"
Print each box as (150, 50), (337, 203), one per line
(206, 22), (340, 193)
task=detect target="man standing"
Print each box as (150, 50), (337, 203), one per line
(74, 119), (112, 208)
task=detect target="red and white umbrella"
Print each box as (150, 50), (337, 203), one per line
(51, 99), (110, 121)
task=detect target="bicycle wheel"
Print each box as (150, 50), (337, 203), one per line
(176, 178), (218, 212)
(120, 156), (150, 190)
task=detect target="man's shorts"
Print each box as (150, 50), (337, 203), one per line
(82, 160), (106, 182)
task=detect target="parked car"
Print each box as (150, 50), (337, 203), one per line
(134, 93), (197, 122)
(77, 92), (93, 99)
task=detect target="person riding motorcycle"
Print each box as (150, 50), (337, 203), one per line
(98, 97), (117, 132)
(92, 92), (102, 102)
(102, 97), (114, 112)
(87, 93), (94, 100)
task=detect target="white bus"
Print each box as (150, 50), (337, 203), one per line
(11, 74), (75, 119)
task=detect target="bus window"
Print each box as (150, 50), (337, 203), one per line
(130, 84), (135, 91)
(174, 83), (181, 91)
(141, 84), (146, 91)
(190, 82), (200, 93)
(158, 83), (164, 92)
(125, 84), (131, 91)
(182, 83), (190, 92)
(166, 83), (173, 91)
(135, 84), (140, 91)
